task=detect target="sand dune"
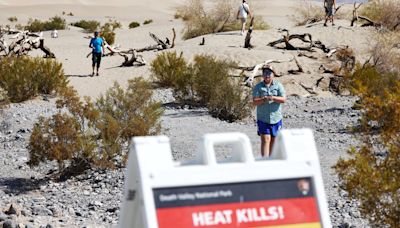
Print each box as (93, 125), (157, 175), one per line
(0, 0), (374, 98)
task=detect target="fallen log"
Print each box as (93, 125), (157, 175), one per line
(350, 2), (380, 28)
(300, 82), (318, 95)
(288, 57), (304, 75)
(268, 29), (314, 51)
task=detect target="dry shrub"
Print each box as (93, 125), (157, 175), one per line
(100, 20), (122, 45)
(143, 19), (153, 25)
(361, 0), (400, 31)
(336, 64), (400, 227)
(25, 16), (67, 32)
(151, 52), (252, 122)
(28, 79), (163, 178)
(291, 0), (347, 26)
(0, 56), (67, 103)
(95, 79), (163, 165)
(8, 16), (17, 22)
(291, 0), (325, 26)
(177, 0), (269, 39)
(71, 20), (100, 33)
(207, 75), (252, 122)
(129, 21), (140, 29)
(369, 32), (400, 74)
(151, 51), (189, 87)
(192, 54), (235, 105)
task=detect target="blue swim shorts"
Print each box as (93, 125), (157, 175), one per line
(257, 120), (283, 137)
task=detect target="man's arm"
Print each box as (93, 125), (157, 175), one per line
(334, 0), (336, 9)
(101, 38), (105, 54)
(89, 39), (93, 48)
(247, 5), (252, 19)
(253, 96), (285, 106)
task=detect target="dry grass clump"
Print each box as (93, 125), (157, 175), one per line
(71, 20), (100, 33)
(291, 0), (347, 26)
(129, 21), (140, 29)
(177, 0), (269, 40)
(100, 20), (122, 45)
(143, 19), (153, 25)
(369, 32), (400, 74)
(24, 16), (67, 32)
(0, 56), (67, 103)
(151, 51), (252, 122)
(8, 16), (17, 22)
(361, 0), (400, 31)
(28, 79), (163, 179)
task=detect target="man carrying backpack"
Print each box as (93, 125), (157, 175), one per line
(237, 0), (252, 36)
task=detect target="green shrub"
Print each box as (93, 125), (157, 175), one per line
(143, 19), (153, 25)
(335, 65), (400, 227)
(71, 20), (100, 33)
(192, 54), (234, 105)
(28, 79), (163, 177)
(208, 77), (252, 122)
(151, 51), (189, 88)
(0, 56), (67, 103)
(8, 16), (17, 22)
(100, 20), (122, 45)
(129, 21), (140, 29)
(25, 16), (67, 32)
(95, 79), (163, 164)
(151, 52), (252, 121)
(178, 0), (269, 40)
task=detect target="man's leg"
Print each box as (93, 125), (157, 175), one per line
(96, 53), (101, 75)
(261, 134), (271, 157)
(269, 136), (276, 155)
(91, 54), (96, 76)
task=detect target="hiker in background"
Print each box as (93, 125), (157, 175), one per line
(89, 31), (105, 76)
(252, 66), (286, 157)
(237, 0), (252, 36)
(324, 0), (336, 26)
(51, 29), (58, 38)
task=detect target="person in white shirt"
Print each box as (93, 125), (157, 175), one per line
(237, 0), (252, 35)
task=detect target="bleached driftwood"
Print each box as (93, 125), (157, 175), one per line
(89, 28), (176, 67)
(0, 29), (55, 58)
(268, 29), (333, 54)
(236, 58), (295, 87)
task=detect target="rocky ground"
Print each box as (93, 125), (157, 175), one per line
(0, 89), (370, 228)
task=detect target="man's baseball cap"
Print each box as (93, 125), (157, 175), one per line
(262, 66), (274, 77)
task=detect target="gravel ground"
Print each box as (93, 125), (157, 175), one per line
(0, 90), (370, 228)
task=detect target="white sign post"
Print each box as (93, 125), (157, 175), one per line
(119, 129), (332, 228)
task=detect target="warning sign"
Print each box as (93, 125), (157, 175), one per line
(153, 178), (321, 228)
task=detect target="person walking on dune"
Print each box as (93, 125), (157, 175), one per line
(324, 0), (336, 26)
(252, 66), (286, 157)
(237, 0), (252, 36)
(89, 31), (105, 76)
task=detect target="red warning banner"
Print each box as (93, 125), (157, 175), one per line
(156, 197), (320, 227)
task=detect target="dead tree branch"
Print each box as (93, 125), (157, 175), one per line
(244, 17), (255, 49)
(236, 58), (295, 87)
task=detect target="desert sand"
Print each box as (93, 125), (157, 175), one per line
(0, 0), (374, 98)
(0, 0), (374, 227)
